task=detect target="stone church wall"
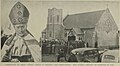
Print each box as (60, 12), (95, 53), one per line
(95, 9), (118, 48)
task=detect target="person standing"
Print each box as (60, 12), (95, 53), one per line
(1, 35), (9, 49)
(57, 48), (66, 62)
(95, 41), (98, 48)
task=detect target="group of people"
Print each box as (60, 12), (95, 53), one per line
(42, 39), (67, 54)
(67, 39), (89, 54)
(42, 39), (88, 53)
(41, 38), (89, 62)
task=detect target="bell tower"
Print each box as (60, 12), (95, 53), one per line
(48, 8), (62, 24)
(46, 8), (63, 39)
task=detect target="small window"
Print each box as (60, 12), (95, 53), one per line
(42, 33), (45, 38)
(84, 50), (98, 57)
(64, 32), (67, 37)
(42, 34), (44, 38)
(50, 33), (52, 37)
(104, 55), (115, 60)
(50, 15), (52, 23)
(57, 15), (59, 22)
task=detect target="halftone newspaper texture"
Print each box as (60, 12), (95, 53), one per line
(0, 0), (120, 66)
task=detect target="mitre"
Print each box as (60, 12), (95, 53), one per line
(9, 2), (29, 25)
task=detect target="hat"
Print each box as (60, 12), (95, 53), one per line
(9, 2), (29, 25)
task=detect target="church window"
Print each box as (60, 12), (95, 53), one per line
(50, 15), (52, 23)
(104, 18), (112, 33)
(57, 15), (59, 22)
(42, 34), (44, 38)
(64, 32), (67, 37)
(50, 33), (52, 37)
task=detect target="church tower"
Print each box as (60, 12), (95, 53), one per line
(46, 8), (64, 40)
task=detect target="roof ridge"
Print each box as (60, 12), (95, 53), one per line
(68, 9), (105, 16)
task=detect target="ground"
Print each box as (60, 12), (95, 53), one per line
(42, 54), (70, 62)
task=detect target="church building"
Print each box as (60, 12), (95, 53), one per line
(42, 8), (119, 48)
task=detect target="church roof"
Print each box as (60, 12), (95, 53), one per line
(42, 28), (47, 33)
(63, 10), (105, 29)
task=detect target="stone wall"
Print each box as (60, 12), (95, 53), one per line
(46, 8), (64, 40)
(95, 9), (118, 48)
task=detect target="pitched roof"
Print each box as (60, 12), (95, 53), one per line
(68, 30), (75, 36)
(63, 10), (105, 28)
(42, 28), (47, 33)
(72, 28), (83, 34)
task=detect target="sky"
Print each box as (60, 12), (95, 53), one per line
(1, 0), (120, 41)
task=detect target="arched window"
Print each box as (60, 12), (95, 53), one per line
(49, 31), (52, 37)
(50, 15), (52, 23)
(57, 15), (59, 22)
(64, 32), (67, 37)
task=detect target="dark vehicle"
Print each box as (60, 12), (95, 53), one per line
(68, 48), (100, 62)
(101, 50), (119, 63)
